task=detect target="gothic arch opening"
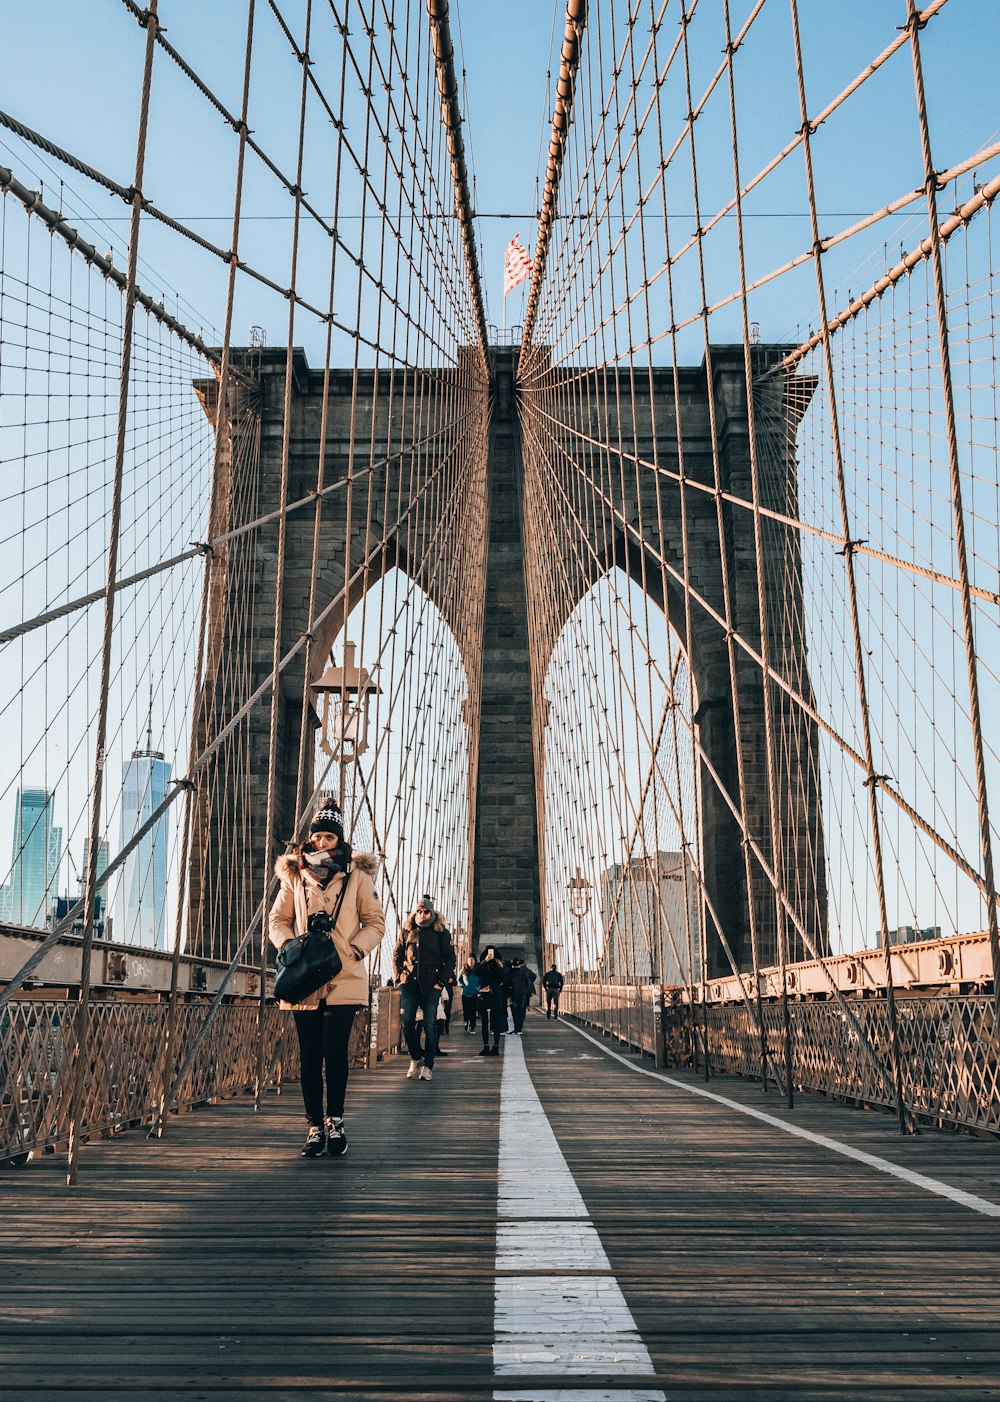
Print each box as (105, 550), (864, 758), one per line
(538, 566), (704, 988)
(317, 566), (475, 975)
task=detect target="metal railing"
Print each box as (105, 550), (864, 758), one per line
(1, 980), (406, 1166)
(367, 985), (403, 1067)
(562, 981), (1000, 1136)
(560, 982), (664, 1061)
(1, 997), (298, 1164)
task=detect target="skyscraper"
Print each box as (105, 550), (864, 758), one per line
(117, 717), (171, 950)
(599, 850), (701, 986)
(2, 787), (62, 927)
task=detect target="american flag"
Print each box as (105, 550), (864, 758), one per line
(503, 234), (532, 296)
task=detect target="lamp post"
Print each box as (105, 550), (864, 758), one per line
(311, 642), (381, 807)
(566, 866), (592, 982)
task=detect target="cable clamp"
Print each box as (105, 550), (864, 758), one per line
(836, 536), (867, 556)
(192, 540), (215, 558)
(862, 773), (890, 790)
(796, 119), (818, 139)
(172, 777), (196, 792)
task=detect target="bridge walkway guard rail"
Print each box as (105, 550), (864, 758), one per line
(1, 977), (405, 1166)
(561, 981), (1000, 1137)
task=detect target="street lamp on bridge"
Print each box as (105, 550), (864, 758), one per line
(567, 866), (592, 980)
(312, 642), (381, 764)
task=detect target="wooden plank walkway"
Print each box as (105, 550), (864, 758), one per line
(2, 1011), (999, 1399)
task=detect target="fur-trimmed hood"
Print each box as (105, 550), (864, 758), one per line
(401, 910), (448, 935)
(274, 849), (379, 881)
(268, 848), (386, 1011)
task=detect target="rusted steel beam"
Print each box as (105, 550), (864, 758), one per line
(0, 926), (264, 999)
(776, 168), (1000, 373)
(688, 927), (997, 1005)
(425, 0), (489, 361)
(0, 162), (231, 375)
(520, 0), (587, 356)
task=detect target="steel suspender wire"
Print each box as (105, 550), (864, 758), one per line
(66, 0), (160, 1188)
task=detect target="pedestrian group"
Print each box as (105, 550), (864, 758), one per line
(268, 799), (564, 1158)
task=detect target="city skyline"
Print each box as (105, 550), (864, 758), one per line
(0, 787), (61, 929)
(1, 717), (172, 951)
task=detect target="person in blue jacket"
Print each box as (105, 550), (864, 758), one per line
(458, 955), (481, 1032)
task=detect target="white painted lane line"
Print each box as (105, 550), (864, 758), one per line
(495, 1393), (668, 1402)
(496, 1276), (638, 1333)
(556, 1015), (1000, 1219)
(497, 1221), (611, 1273)
(494, 1035), (666, 1400)
(495, 1334), (662, 1376)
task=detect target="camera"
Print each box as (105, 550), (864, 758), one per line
(307, 910), (336, 937)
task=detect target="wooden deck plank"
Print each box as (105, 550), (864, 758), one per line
(1, 1015), (999, 1398)
(524, 1015), (1000, 1399)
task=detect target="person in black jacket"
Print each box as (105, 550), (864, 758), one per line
(542, 962), (565, 1019)
(507, 958), (537, 1034)
(474, 947), (509, 1057)
(393, 895), (456, 1081)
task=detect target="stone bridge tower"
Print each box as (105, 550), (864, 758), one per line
(188, 344), (826, 977)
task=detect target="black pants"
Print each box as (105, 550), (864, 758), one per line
(545, 991), (560, 1018)
(480, 1003), (502, 1048)
(293, 1003), (357, 1124)
(461, 995), (478, 1030)
(510, 996), (529, 1032)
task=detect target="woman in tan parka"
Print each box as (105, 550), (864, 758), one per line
(268, 800), (385, 1158)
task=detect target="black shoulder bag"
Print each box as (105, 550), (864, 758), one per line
(273, 867), (352, 1005)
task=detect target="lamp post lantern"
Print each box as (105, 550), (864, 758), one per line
(566, 866), (592, 980)
(311, 642), (381, 804)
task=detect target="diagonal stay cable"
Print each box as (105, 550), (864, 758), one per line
(0, 402), (483, 646)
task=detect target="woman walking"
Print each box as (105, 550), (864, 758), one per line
(393, 894), (456, 1081)
(458, 955), (480, 1032)
(268, 801), (385, 1157)
(475, 947), (509, 1057)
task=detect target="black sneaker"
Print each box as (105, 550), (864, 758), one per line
(489, 1045), (501, 1056)
(477, 1046), (492, 1056)
(324, 1116), (348, 1158)
(301, 1124), (325, 1157)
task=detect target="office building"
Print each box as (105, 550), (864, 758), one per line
(117, 724), (171, 949)
(1, 787), (62, 928)
(599, 849), (701, 985)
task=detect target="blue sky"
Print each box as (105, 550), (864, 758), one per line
(1, 2), (998, 952)
(1, 2), (994, 360)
